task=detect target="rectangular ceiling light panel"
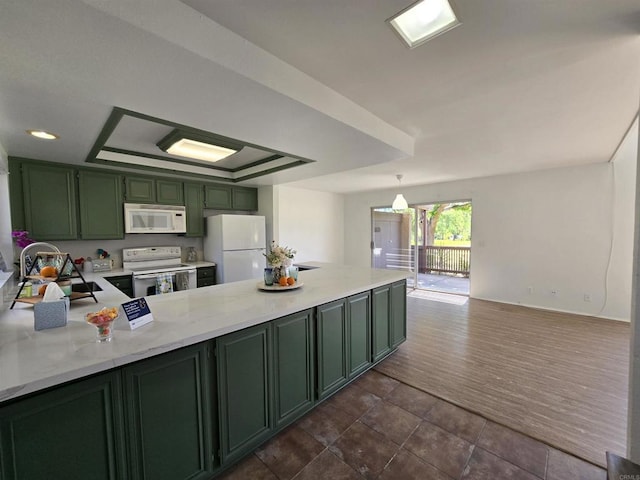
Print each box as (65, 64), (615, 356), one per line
(167, 138), (237, 163)
(388, 0), (460, 49)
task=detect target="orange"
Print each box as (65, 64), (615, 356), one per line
(40, 266), (58, 278)
(278, 276), (288, 287)
(286, 277), (295, 286)
(38, 284), (48, 296)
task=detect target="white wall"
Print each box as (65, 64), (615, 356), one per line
(0, 142), (13, 272)
(345, 154), (636, 320)
(273, 185), (344, 264)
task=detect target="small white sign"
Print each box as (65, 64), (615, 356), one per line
(118, 298), (154, 330)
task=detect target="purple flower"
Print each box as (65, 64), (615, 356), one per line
(11, 230), (35, 249)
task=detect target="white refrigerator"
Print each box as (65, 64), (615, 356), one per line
(204, 214), (266, 284)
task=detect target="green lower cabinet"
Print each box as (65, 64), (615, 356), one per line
(347, 291), (372, 378)
(216, 323), (272, 464)
(372, 285), (392, 362)
(0, 372), (126, 480)
(316, 299), (348, 399)
(123, 343), (214, 480)
(272, 310), (315, 427)
(391, 281), (407, 348)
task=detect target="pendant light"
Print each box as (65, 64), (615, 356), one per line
(392, 174), (408, 211)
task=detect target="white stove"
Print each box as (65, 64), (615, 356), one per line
(123, 246), (197, 297)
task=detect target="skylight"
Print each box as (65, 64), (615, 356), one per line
(387, 0), (460, 49)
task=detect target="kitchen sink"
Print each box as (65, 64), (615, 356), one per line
(71, 281), (103, 293)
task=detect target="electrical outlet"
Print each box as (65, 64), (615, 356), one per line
(584, 294), (591, 302)
(551, 290), (558, 296)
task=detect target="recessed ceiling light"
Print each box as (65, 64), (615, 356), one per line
(387, 0), (460, 49)
(157, 129), (241, 163)
(26, 130), (59, 140)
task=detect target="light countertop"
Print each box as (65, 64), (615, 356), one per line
(0, 264), (408, 403)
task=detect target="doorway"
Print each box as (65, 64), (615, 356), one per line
(372, 201), (471, 296)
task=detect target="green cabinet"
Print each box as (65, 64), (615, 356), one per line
(119, 175), (185, 205)
(21, 162), (78, 240)
(204, 184), (232, 209)
(272, 310), (315, 427)
(184, 183), (204, 237)
(316, 299), (348, 399)
(347, 291), (372, 378)
(0, 372), (127, 480)
(391, 281), (407, 348)
(372, 280), (407, 362)
(7, 158), (25, 231)
(232, 187), (258, 211)
(204, 184), (258, 211)
(216, 323), (272, 464)
(78, 170), (124, 240)
(125, 176), (155, 203)
(123, 343), (215, 480)
(105, 275), (133, 298)
(196, 266), (216, 288)
(156, 179), (184, 205)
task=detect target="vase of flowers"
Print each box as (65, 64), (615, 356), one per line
(264, 241), (296, 283)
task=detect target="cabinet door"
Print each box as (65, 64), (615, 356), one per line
(78, 170), (124, 239)
(125, 176), (156, 203)
(391, 280), (407, 348)
(372, 285), (392, 362)
(232, 187), (258, 211)
(204, 185), (232, 209)
(184, 183), (204, 237)
(196, 266), (216, 287)
(272, 310), (315, 427)
(105, 275), (133, 298)
(156, 180), (183, 205)
(216, 323), (271, 464)
(347, 291), (372, 378)
(123, 343), (214, 480)
(21, 162), (78, 240)
(316, 299), (348, 399)
(0, 372), (126, 480)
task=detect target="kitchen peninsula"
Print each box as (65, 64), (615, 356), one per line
(0, 264), (407, 479)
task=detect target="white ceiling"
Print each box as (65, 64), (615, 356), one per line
(0, 0), (638, 193)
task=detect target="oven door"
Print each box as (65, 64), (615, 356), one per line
(132, 269), (197, 297)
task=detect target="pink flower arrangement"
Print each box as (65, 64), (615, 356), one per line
(11, 230), (35, 249)
(264, 241), (296, 268)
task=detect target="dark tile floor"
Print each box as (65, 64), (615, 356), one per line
(217, 370), (606, 480)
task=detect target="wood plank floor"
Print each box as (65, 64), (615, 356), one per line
(374, 291), (630, 468)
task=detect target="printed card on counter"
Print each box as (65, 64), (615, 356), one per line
(117, 298), (154, 330)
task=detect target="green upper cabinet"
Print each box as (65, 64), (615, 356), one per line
(216, 323), (272, 465)
(316, 298), (348, 400)
(125, 176), (156, 203)
(7, 158), (25, 231)
(347, 291), (372, 379)
(0, 371), (127, 480)
(204, 184), (258, 211)
(123, 343), (215, 480)
(156, 179), (184, 205)
(184, 182), (204, 237)
(124, 176), (183, 205)
(272, 310), (315, 428)
(232, 187), (258, 211)
(78, 170), (124, 240)
(204, 184), (232, 209)
(21, 162), (78, 240)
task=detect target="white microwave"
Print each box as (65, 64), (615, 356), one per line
(124, 203), (187, 234)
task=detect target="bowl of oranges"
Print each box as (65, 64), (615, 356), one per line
(258, 272), (303, 291)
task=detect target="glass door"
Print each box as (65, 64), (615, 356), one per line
(371, 207), (417, 288)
